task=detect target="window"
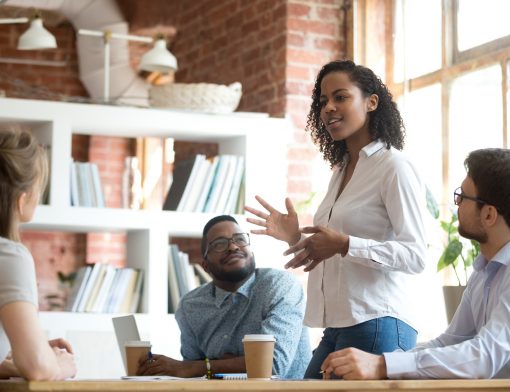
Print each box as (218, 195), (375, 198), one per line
(355, 0), (510, 338)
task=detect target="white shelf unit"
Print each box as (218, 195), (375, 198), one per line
(0, 98), (291, 378)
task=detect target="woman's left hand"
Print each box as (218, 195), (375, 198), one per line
(283, 226), (349, 271)
(49, 338), (74, 354)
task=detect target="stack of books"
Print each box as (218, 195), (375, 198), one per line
(167, 244), (211, 313)
(162, 154), (245, 214)
(70, 161), (106, 207)
(65, 264), (144, 314)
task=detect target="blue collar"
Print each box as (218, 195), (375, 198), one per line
(473, 240), (510, 271)
(213, 271), (256, 308)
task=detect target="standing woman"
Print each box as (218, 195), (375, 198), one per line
(0, 127), (76, 380)
(245, 60), (427, 378)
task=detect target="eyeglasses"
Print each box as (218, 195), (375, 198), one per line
(453, 187), (488, 206)
(204, 233), (250, 256)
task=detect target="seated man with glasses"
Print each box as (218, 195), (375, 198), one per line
(137, 215), (311, 379)
(320, 148), (510, 379)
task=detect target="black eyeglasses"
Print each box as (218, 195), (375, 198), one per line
(453, 187), (488, 206)
(204, 233), (250, 256)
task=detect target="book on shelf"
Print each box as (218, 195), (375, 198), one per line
(203, 155), (230, 213)
(41, 144), (51, 205)
(107, 268), (134, 313)
(65, 265), (143, 314)
(176, 154), (206, 211)
(129, 270), (144, 313)
(162, 155), (201, 211)
(74, 262), (103, 312)
(234, 173), (245, 214)
(83, 264), (108, 312)
(168, 244), (202, 312)
(90, 264), (116, 313)
(194, 156), (220, 213)
(90, 163), (105, 208)
(119, 269), (140, 313)
(69, 159), (80, 207)
(70, 162), (105, 208)
(213, 155), (238, 213)
(225, 156), (245, 214)
(179, 157), (211, 212)
(167, 246), (180, 313)
(65, 265), (92, 312)
(170, 244), (188, 298)
(193, 263), (212, 285)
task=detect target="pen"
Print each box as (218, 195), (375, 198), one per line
(147, 351), (154, 363)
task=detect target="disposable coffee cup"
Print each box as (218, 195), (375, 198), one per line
(242, 334), (276, 379)
(124, 340), (151, 376)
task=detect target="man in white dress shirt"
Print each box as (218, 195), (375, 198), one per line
(321, 148), (510, 379)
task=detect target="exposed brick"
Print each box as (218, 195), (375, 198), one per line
(288, 48), (332, 65)
(288, 3), (312, 18)
(1, 0), (348, 309)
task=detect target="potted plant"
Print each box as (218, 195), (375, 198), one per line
(436, 213), (480, 322)
(427, 189), (480, 323)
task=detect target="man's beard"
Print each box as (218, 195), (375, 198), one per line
(208, 252), (256, 283)
(458, 222), (487, 244)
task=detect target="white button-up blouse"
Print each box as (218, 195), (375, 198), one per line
(304, 140), (428, 329)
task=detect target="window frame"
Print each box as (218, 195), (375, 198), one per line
(354, 0), (509, 206)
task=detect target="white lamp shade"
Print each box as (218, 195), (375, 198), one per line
(17, 18), (57, 50)
(140, 38), (178, 73)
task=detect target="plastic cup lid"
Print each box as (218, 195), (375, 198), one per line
(242, 334), (276, 342)
(124, 340), (151, 347)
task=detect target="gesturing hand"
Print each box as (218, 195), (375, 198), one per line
(245, 196), (300, 246)
(283, 226), (348, 272)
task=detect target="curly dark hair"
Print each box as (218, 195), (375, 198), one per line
(306, 60), (405, 168)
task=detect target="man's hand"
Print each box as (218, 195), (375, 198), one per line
(321, 348), (387, 380)
(136, 354), (187, 377)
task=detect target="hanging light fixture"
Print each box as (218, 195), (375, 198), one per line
(78, 29), (178, 102)
(139, 35), (178, 73)
(17, 13), (57, 50)
(0, 12), (57, 50)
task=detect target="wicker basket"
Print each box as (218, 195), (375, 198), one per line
(149, 82), (242, 114)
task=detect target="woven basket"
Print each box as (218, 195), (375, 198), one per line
(149, 82), (242, 114)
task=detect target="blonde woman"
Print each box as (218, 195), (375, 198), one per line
(0, 127), (76, 380)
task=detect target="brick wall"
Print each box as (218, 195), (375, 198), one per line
(2, 0), (349, 307)
(285, 0), (346, 224)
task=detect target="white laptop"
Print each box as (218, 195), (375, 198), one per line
(112, 315), (141, 373)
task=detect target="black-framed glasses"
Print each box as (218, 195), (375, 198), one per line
(204, 233), (250, 256)
(453, 187), (488, 206)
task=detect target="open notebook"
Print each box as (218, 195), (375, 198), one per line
(112, 315), (141, 374)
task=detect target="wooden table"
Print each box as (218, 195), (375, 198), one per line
(2, 379), (510, 392)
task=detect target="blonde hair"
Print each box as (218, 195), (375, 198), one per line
(0, 126), (48, 241)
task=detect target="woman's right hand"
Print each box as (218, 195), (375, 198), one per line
(245, 196), (301, 245)
(54, 347), (77, 379)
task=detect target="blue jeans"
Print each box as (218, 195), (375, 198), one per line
(304, 317), (417, 379)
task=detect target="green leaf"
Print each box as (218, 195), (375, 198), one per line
(440, 221), (451, 232)
(426, 187), (440, 219)
(437, 239), (463, 271)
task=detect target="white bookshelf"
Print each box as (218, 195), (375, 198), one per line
(0, 97), (291, 378)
